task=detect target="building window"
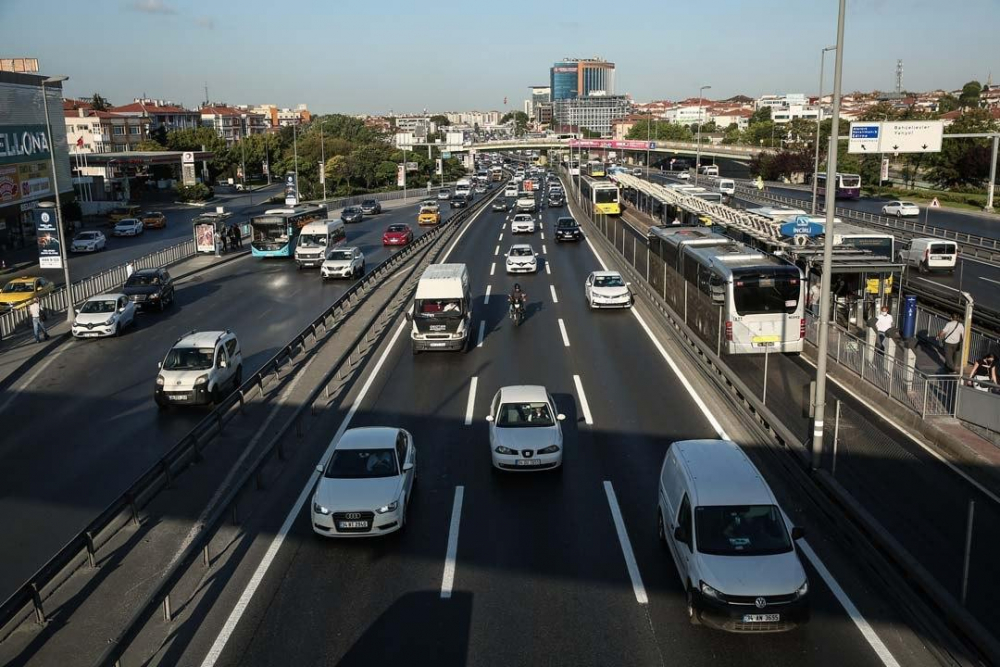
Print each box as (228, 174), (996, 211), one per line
(113, 126), (125, 135)
(129, 126), (141, 135)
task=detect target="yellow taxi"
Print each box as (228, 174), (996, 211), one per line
(142, 211), (167, 229)
(0, 276), (55, 313)
(417, 204), (441, 226)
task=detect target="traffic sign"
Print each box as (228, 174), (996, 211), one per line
(929, 197), (940, 208)
(848, 123), (881, 153)
(442, 151), (452, 159)
(881, 121), (943, 153)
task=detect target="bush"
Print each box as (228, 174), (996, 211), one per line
(174, 183), (212, 202)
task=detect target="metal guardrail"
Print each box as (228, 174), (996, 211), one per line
(316, 181), (458, 210)
(0, 182), (502, 659)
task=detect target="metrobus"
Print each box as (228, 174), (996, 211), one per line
(587, 161), (606, 178)
(250, 205), (329, 258)
(831, 222), (895, 259)
(581, 177), (621, 215)
(647, 226), (805, 354)
(816, 172), (861, 199)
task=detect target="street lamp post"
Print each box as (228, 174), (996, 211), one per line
(811, 45), (837, 214)
(811, 0), (847, 471)
(694, 85), (711, 185)
(293, 124), (300, 202)
(40, 75), (75, 323)
(320, 124), (326, 202)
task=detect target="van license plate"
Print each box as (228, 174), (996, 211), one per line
(743, 614), (780, 623)
(430, 342), (446, 347)
(168, 395), (188, 401)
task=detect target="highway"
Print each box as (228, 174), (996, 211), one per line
(0, 197), (452, 601)
(155, 177), (940, 667)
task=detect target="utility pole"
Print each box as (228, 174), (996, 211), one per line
(694, 85), (711, 185)
(320, 124), (326, 202)
(812, 45), (837, 215)
(293, 123), (299, 202)
(811, 0), (847, 471)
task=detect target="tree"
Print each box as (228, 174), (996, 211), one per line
(90, 93), (112, 111)
(926, 107), (998, 187)
(430, 114), (450, 127)
(936, 94), (960, 114)
(959, 81), (982, 109)
(580, 127), (602, 138)
(135, 139), (167, 152)
(749, 106), (771, 125)
(325, 155), (351, 193)
(500, 111), (529, 136)
(625, 120), (693, 142)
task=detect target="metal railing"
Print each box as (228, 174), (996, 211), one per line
(316, 181), (458, 210)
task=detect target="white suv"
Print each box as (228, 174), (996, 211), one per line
(155, 330), (243, 408)
(322, 246), (365, 279)
(510, 214), (536, 234)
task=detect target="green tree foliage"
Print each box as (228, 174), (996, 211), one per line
(959, 81), (982, 108)
(90, 93), (112, 111)
(501, 111), (530, 136)
(749, 106), (771, 125)
(166, 126), (232, 181)
(174, 183), (211, 201)
(926, 108), (998, 188)
(135, 139), (167, 152)
(625, 119), (694, 142)
(749, 150), (814, 180)
(936, 94), (960, 114)
(430, 114), (451, 127)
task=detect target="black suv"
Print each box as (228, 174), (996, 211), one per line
(341, 206), (364, 223)
(548, 193), (565, 207)
(123, 267), (175, 311)
(554, 217), (582, 242)
(450, 193), (469, 209)
(360, 199), (382, 215)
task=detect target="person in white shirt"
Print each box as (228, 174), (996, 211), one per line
(28, 298), (50, 343)
(875, 306), (893, 350)
(126, 261), (135, 279)
(938, 313), (965, 373)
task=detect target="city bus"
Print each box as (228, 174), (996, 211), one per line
(648, 226), (805, 354)
(250, 205), (329, 258)
(587, 161), (606, 178)
(816, 172), (861, 199)
(490, 166), (504, 182)
(580, 177), (621, 215)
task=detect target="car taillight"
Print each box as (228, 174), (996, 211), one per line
(725, 321), (733, 341)
(800, 318), (806, 339)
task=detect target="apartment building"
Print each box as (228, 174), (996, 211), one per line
(64, 106), (150, 153)
(200, 105), (268, 144)
(108, 98), (201, 133)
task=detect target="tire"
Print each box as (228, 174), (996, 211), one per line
(687, 587), (701, 626)
(411, 343), (420, 356)
(211, 385), (222, 405)
(895, 211), (901, 218)
(919, 260), (929, 274)
(233, 366), (243, 391)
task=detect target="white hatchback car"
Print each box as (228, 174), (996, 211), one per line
(505, 186), (519, 198)
(511, 214), (536, 234)
(487, 385), (565, 471)
(321, 246), (365, 280)
(881, 201), (920, 217)
(505, 244), (538, 274)
(71, 230), (107, 253)
(71, 293), (136, 338)
(113, 218), (144, 236)
(585, 271), (633, 309)
(312, 427), (416, 537)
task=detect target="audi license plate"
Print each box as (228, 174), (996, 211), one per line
(742, 614), (780, 623)
(338, 520), (369, 529)
(516, 459), (542, 466)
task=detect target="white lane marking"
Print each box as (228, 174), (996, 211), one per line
(256, 308), (272, 320)
(490, 262), (495, 276)
(200, 319), (410, 667)
(583, 234), (729, 440)
(603, 481), (648, 605)
(0, 343), (69, 417)
(549, 285), (559, 303)
(545, 263), (551, 275)
(558, 319), (570, 347)
(797, 539), (901, 667)
(498, 233), (503, 241)
(494, 245), (500, 256)
(440, 485), (465, 599)
(573, 374), (593, 425)
(542, 244), (547, 255)
(464, 376), (478, 426)
(540, 231), (545, 240)
(484, 285), (492, 305)
(980, 276), (1000, 286)
(502, 223), (506, 230)
(477, 320), (485, 348)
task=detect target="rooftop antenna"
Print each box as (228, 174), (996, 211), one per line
(895, 59), (903, 95)
(204, 82), (209, 106)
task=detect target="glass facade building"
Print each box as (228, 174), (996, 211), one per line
(550, 64), (578, 101)
(550, 58), (616, 101)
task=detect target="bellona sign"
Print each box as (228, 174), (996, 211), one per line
(0, 125), (52, 165)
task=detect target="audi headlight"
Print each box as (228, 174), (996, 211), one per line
(376, 500), (399, 514)
(794, 580), (809, 599)
(699, 581), (723, 601)
(193, 374), (209, 386)
(313, 502), (331, 515)
(494, 445), (516, 455)
(156, 375), (165, 386)
(537, 445), (560, 454)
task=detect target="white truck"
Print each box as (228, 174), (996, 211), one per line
(516, 195), (536, 213)
(407, 263), (472, 354)
(295, 219), (346, 268)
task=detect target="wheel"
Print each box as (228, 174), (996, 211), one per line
(895, 211), (901, 218)
(919, 260), (929, 274)
(687, 587), (701, 626)
(411, 343), (420, 356)
(211, 385), (222, 405)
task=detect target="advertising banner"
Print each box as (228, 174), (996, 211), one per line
(284, 171), (298, 206)
(881, 157), (890, 181)
(0, 125), (51, 166)
(405, 162), (419, 172)
(569, 139), (656, 151)
(397, 164), (406, 187)
(195, 223), (216, 253)
(435, 159), (443, 176)
(34, 208), (62, 269)
(0, 166), (18, 203)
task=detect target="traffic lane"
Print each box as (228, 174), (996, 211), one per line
(0, 203), (434, 600)
(904, 256), (1000, 313)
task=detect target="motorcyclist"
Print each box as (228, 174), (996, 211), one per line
(508, 283), (527, 317)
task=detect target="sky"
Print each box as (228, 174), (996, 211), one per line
(2, 0), (997, 115)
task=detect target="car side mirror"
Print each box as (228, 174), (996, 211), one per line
(556, 413), (566, 421)
(405, 312), (412, 322)
(315, 464), (324, 473)
(402, 462), (414, 472)
(791, 526), (805, 541)
(673, 526), (689, 544)
(485, 415), (495, 422)
(219, 359), (228, 369)
(157, 362), (162, 369)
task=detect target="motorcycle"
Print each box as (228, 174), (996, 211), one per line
(509, 299), (524, 327)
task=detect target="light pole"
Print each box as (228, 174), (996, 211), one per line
(320, 123), (326, 202)
(812, 0), (847, 471)
(694, 85), (711, 185)
(40, 75), (75, 323)
(292, 123), (299, 203)
(812, 45), (837, 214)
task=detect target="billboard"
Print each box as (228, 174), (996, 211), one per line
(569, 139), (655, 151)
(34, 207), (62, 269)
(397, 164), (406, 187)
(284, 171), (298, 206)
(0, 161), (52, 205)
(0, 125), (51, 166)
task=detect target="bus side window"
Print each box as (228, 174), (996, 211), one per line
(709, 275), (726, 305)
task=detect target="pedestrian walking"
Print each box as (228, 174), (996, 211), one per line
(220, 229), (229, 253)
(231, 226), (240, 249)
(874, 305), (893, 351)
(937, 312), (965, 373)
(214, 230), (222, 257)
(28, 298), (50, 343)
(125, 261), (135, 279)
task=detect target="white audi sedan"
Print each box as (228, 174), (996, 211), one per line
(113, 218), (144, 237)
(321, 246), (365, 280)
(585, 271), (633, 309)
(505, 244), (538, 274)
(487, 386), (565, 471)
(881, 201), (920, 217)
(312, 427), (416, 537)
(510, 214), (536, 234)
(71, 293), (136, 338)
(70, 230), (107, 253)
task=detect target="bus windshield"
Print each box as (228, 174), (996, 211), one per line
(732, 271), (800, 316)
(595, 189), (618, 204)
(252, 217), (289, 244)
(838, 235), (893, 259)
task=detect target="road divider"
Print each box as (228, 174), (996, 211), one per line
(573, 374), (593, 426)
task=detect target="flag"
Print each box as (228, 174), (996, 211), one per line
(503, 96), (507, 105)
(76, 136), (84, 148)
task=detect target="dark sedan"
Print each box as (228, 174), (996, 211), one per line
(548, 194), (565, 207)
(450, 194), (469, 209)
(341, 206), (364, 223)
(554, 217), (582, 242)
(492, 200), (508, 212)
(360, 199), (382, 215)
(122, 267), (175, 310)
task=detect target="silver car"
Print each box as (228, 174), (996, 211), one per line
(487, 385), (565, 471)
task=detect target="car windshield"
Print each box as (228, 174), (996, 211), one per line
(557, 220), (577, 229)
(496, 402), (554, 427)
(387, 225), (408, 233)
(126, 274), (160, 287)
(80, 299), (117, 314)
(362, 200), (376, 206)
(75, 233), (99, 240)
(3, 282), (34, 293)
(324, 448), (398, 479)
(509, 247), (533, 257)
(327, 249), (353, 261)
(694, 505), (792, 556)
(416, 298), (463, 317)
(116, 221), (135, 227)
(162, 347), (214, 371)
(298, 233), (327, 248)
(594, 274), (625, 288)
(343, 207), (360, 214)
(595, 190), (618, 204)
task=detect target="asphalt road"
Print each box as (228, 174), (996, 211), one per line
(175, 178), (931, 667)
(0, 198), (452, 601)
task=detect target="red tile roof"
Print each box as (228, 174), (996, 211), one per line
(111, 101), (197, 114)
(63, 109), (131, 119)
(201, 105), (262, 117)
(63, 99), (93, 111)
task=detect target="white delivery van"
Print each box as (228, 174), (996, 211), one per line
(295, 219), (346, 268)
(718, 179), (736, 196)
(657, 439), (810, 632)
(407, 263), (472, 354)
(702, 165), (719, 176)
(455, 178), (473, 199)
(898, 238), (958, 274)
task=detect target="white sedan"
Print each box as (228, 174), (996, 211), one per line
(882, 201), (920, 217)
(71, 293), (136, 338)
(585, 271), (633, 309)
(487, 385), (565, 471)
(510, 214), (536, 234)
(321, 246), (365, 280)
(676, 172), (691, 181)
(113, 218), (144, 237)
(311, 427), (416, 537)
(70, 230), (106, 253)
(505, 244), (538, 274)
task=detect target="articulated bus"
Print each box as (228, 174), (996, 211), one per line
(581, 177), (621, 215)
(816, 172), (861, 199)
(250, 205), (329, 258)
(647, 226), (805, 354)
(587, 161), (606, 178)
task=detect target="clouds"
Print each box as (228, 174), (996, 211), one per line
(129, 0), (175, 14)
